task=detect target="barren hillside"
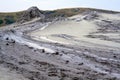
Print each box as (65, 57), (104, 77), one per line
(0, 7), (120, 80)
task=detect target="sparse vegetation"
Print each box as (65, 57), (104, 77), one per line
(0, 19), (3, 24)
(43, 8), (119, 19)
(0, 11), (24, 27)
(0, 7), (119, 27)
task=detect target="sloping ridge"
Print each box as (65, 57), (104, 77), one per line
(17, 6), (45, 23)
(0, 6), (120, 26)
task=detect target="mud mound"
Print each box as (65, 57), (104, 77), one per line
(18, 6), (45, 23)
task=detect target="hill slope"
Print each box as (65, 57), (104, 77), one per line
(0, 7), (119, 27)
(0, 7), (120, 80)
(0, 11), (24, 26)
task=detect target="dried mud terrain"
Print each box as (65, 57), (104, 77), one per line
(0, 11), (120, 80)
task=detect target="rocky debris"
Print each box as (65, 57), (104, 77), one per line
(0, 33), (119, 80)
(2, 29), (16, 43)
(18, 6), (45, 23)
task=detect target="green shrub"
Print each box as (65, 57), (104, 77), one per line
(4, 16), (15, 24)
(0, 19), (3, 24)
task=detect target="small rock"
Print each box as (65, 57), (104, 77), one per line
(65, 60), (69, 64)
(78, 63), (84, 65)
(6, 43), (9, 46)
(113, 55), (117, 58)
(54, 52), (59, 55)
(6, 37), (9, 40)
(41, 49), (45, 53)
(72, 77), (79, 80)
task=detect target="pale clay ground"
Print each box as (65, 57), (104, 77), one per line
(0, 12), (120, 80)
(30, 13), (120, 48)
